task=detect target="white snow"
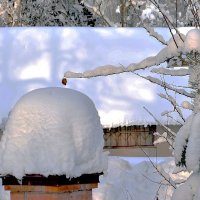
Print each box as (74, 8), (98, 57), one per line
(0, 157), (190, 200)
(0, 87), (107, 179)
(183, 29), (200, 53)
(167, 33), (185, 55)
(174, 114), (194, 167)
(151, 67), (189, 76)
(181, 101), (193, 110)
(93, 157), (189, 200)
(153, 132), (167, 145)
(143, 26), (167, 45)
(172, 173), (200, 200)
(174, 112), (200, 173)
(185, 112), (200, 172)
(173, 112), (200, 199)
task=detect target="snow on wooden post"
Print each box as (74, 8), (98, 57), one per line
(0, 87), (107, 200)
(3, 174), (101, 200)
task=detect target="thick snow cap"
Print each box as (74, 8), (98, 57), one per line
(0, 87), (107, 179)
(183, 29), (200, 53)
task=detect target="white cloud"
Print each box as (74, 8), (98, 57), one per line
(120, 76), (156, 102)
(99, 110), (128, 126)
(95, 75), (156, 126)
(25, 83), (46, 92)
(18, 53), (51, 80)
(95, 28), (135, 38)
(104, 75), (156, 102)
(76, 48), (88, 61)
(94, 29), (114, 38)
(14, 28), (50, 51)
(60, 29), (79, 50)
(100, 96), (130, 109)
(115, 28), (135, 37)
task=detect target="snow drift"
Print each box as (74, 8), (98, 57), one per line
(0, 87), (107, 179)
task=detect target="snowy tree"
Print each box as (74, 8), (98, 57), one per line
(63, 24), (200, 200)
(0, 0), (97, 26)
(0, 0), (199, 27)
(82, 0), (199, 27)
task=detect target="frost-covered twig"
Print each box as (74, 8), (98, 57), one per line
(135, 73), (194, 98)
(143, 25), (167, 46)
(184, 0), (200, 27)
(83, 0), (113, 26)
(154, 184), (162, 200)
(141, 173), (171, 186)
(129, 4), (167, 45)
(158, 92), (185, 122)
(154, 132), (174, 150)
(162, 77), (186, 122)
(161, 112), (183, 125)
(149, 0), (184, 46)
(143, 106), (176, 137)
(140, 148), (176, 189)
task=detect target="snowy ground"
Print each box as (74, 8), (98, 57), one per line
(0, 156), (189, 200)
(93, 156), (190, 200)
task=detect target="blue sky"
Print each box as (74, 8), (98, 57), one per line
(0, 27), (191, 126)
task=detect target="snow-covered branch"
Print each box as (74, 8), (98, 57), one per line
(143, 106), (176, 138)
(143, 26), (167, 46)
(149, 0), (185, 43)
(151, 67), (190, 76)
(154, 131), (174, 149)
(64, 43), (181, 79)
(64, 65), (127, 78)
(135, 74), (194, 98)
(158, 92), (185, 122)
(181, 101), (194, 110)
(161, 110), (183, 125)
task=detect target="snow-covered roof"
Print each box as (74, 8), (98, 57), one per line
(0, 87), (107, 179)
(102, 119), (181, 129)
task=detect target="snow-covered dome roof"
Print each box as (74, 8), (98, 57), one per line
(0, 87), (107, 179)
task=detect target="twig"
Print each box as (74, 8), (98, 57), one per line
(161, 76), (185, 122)
(140, 148), (176, 189)
(143, 106), (176, 138)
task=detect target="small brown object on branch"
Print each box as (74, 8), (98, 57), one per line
(62, 78), (67, 85)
